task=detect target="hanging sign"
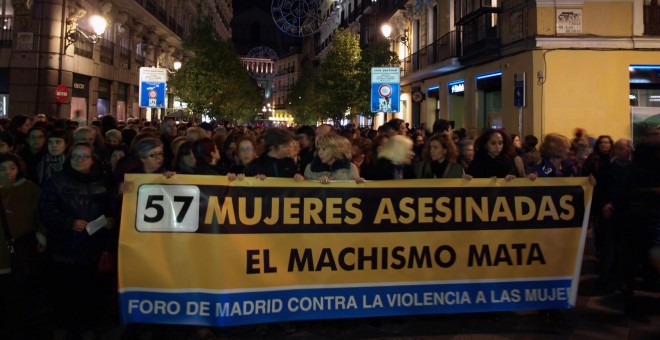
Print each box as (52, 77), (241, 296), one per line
(139, 67), (167, 108)
(371, 67), (400, 113)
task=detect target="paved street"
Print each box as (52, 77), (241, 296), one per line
(94, 229), (659, 340)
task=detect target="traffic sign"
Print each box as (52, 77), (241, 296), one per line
(139, 67), (168, 108)
(371, 67), (400, 113)
(55, 84), (69, 103)
(378, 84), (392, 98)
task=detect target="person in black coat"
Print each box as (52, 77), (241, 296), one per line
(244, 127), (302, 180)
(465, 128), (523, 180)
(364, 135), (414, 180)
(39, 142), (115, 337)
(191, 137), (227, 175)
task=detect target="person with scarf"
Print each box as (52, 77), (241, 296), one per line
(35, 129), (70, 186)
(531, 133), (578, 178)
(303, 133), (363, 183)
(414, 133), (464, 179)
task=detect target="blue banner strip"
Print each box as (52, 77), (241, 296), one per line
(120, 280), (573, 326)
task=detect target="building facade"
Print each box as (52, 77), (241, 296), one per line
(0, 0), (232, 122)
(386, 0), (660, 140)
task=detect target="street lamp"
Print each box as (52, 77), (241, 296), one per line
(381, 23), (409, 51)
(173, 61), (182, 71)
(65, 14), (107, 50)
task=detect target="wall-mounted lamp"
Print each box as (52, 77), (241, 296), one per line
(65, 15), (107, 50)
(381, 23), (409, 51)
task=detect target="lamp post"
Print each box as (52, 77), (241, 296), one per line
(58, 13), (107, 120)
(65, 14), (107, 50)
(381, 23), (409, 55)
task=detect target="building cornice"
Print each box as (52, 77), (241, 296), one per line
(535, 36), (660, 49)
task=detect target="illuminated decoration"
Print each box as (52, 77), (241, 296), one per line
(245, 46), (279, 81)
(271, 0), (323, 37)
(476, 71), (502, 80)
(448, 80), (465, 94)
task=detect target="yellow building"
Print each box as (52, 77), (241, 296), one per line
(382, 0), (660, 141)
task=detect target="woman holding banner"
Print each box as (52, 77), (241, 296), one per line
(364, 135), (414, 180)
(464, 128), (525, 181)
(244, 127), (303, 180)
(304, 133), (364, 183)
(229, 135), (258, 176)
(413, 133), (464, 179)
(191, 137), (227, 175)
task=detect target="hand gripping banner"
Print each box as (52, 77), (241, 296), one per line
(118, 175), (593, 326)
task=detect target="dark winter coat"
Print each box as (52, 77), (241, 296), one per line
(39, 162), (113, 265)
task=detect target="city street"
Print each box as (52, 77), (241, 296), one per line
(94, 229), (660, 340)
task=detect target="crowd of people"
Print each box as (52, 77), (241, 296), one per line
(0, 112), (658, 337)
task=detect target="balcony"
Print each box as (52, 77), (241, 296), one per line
(457, 13), (500, 63)
(119, 46), (131, 69)
(73, 27), (94, 59)
(455, 0), (501, 26)
(100, 39), (114, 65)
(136, 53), (145, 66)
(402, 30), (462, 76)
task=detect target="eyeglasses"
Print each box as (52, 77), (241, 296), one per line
(146, 152), (164, 159)
(239, 147), (254, 153)
(71, 154), (91, 161)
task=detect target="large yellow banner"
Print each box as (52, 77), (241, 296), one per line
(119, 175), (592, 326)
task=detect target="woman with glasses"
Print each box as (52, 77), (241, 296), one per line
(229, 135), (257, 176)
(39, 142), (115, 338)
(133, 138), (169, 174)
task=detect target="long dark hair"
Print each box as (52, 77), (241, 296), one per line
(593, 135), (614, 158)
(474, 128), (516, 159)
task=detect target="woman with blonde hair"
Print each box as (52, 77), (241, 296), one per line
(532, 133), (576, 177)
(364, 135), (414, 180)
(304, 133), (363, 183)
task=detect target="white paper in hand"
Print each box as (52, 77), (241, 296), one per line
(86, 215), (108, 235)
